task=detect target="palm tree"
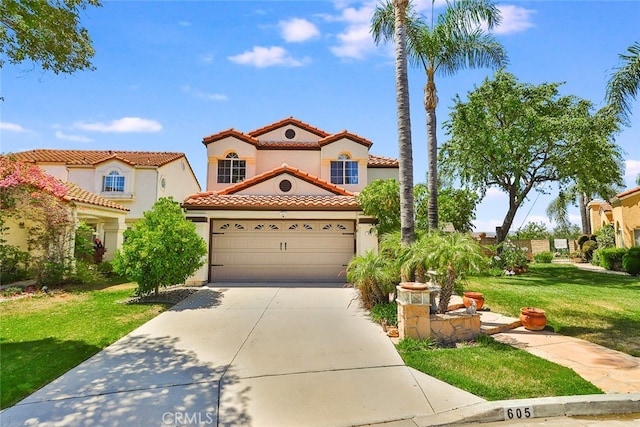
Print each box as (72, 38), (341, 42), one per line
(424, 232), (487, 314)
(372, 0), (507, 231)
(607, 41), (640, 126)
(346, 250), (396, 309)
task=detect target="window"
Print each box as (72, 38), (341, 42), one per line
(103, 171), (125, 192)
(217, 152), (246, 184)
(330, 154), (358, 185)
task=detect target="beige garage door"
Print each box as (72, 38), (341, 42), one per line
(210, 219), (355, 282)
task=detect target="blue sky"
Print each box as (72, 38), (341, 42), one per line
(2, 0), (639, 233)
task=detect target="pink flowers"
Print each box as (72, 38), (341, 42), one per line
(0, 156), (69, 199)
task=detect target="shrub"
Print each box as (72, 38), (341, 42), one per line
(0, 245), (31, 283)
(370, 302), (398, 327)
(598, 248), (627, 271)
(622, 248), (640, 275)
(66, 260), (104, 285)
(347, 250), (395, 310)
(577, 234), (591, 247)
(580, 240), (598, 262)
(596, 225), (615, 250)
(97, 261), (114, 276)
(533, 252), (553, 263)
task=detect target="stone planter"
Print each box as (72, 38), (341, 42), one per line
(462, 292), (484, 310)
(520, 307), (547, 331)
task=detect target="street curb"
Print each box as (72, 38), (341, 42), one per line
(413, 393), (640, 426)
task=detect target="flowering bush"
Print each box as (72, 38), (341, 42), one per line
(490, 239), (530, 274)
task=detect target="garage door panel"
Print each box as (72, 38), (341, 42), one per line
(211, 219), (355, 283)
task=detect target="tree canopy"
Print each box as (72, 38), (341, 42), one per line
(113, 197), (207, 296)
(441, 70), (624, 243)
(0, 0), (101, 74)
(357, 178), (479, 235)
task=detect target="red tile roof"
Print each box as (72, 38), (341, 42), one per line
(183, 193), (359, 211)
(64, 183), (130, 212)
(616, 186), (640, 199)
(218, 164), (353, 196)
(248, 116), (330, 138)
(202, 129), (260, 146)
(368, 154), (399, 168)
(11, 149), (187, 167)
(319, 130), (372, 148)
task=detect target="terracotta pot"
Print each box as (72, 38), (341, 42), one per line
(462, 292), (484, 310)
(520, 307), (547, 331)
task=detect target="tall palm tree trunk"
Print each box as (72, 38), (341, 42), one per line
(394, 0), (415, 246)
(425, 71), (438, 231)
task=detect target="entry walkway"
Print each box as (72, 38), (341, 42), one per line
(0, 287), (483, 427)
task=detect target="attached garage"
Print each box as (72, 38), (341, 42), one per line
(210, 219), (355, 282)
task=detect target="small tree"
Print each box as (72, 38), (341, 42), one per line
(113, 197), (207, 296)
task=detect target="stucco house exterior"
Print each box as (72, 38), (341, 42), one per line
(182, 117), (399, 284)
(9, 150), (200, 259)
(588, 186), (640, 248)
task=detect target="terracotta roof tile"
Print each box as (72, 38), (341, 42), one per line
(11, 149), (186, 167)
(64, 183), (130, 212)
(616, 186), (640, 199)
(248, 116), (330, 138)
(183, 193), (359, 211)
(368, 154), (399, 167)
(319, 130), (372, 148)
(219, 164), (353, 196)
(202, 128), (260, 146)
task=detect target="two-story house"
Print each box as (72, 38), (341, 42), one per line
(10, 150), (201, 259)
(183, 117), (399, 284)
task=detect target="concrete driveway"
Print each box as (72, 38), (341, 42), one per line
(0, 287), (483, 427)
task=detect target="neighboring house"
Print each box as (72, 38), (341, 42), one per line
(10, 150), (201, 258)
(182, 117), (399, 284)
(588, 186), (640, 248)
(4, 180), (129, 262)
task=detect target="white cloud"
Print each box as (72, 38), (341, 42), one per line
(73, 117), (163, 133)
(1, 122), (28, 132)
(329, 2), (378, 59)
(55, 131), (93, 143)
(182, 85), (228, 101)
(493, 5), (535, 35)
(483, 187), (506, 199)
(228, 46), (310, 68)
(279, 18), (320, 42)
(625, 159), (640, 186)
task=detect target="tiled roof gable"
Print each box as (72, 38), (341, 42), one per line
(319, 130), (372, 148)
(202, 129), (259, 146)
(182, 193), (359, 211)
(218, 164), (353, 196)
(368, 154), (399, 168)
(64, 183), (130, 212)
(248, 116), (330, 138)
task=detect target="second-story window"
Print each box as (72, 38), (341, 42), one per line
(103, 170), (125, 192)
(330, 154), (358, 185)
(218, 152), (246, 184)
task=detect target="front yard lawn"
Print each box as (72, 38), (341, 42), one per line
(0, 282), (171, 409)
(464, 263), (640, 356)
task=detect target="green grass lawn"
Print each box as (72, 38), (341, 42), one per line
(463, 263), (640, 356)
(398, 336), (602, 401)
(0, 282), (171, 409)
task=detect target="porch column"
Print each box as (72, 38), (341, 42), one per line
(102, 217), (127, 262)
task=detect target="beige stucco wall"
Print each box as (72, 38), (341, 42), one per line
(67, 167), (97, 193)
(36, 164), (68, 181)
(158, 158), (201, 202)
(255, 126), (321, 143)
(367, 168), (399, 184)
(612, 192), (640, 248)
(320, 139), (369, 193)
(235, 176), (336, 196)
(256, 150), (321, 177)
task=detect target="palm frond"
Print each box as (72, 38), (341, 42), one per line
(606, 41), (640, 125)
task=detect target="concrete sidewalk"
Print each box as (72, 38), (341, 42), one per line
(0, 287), (484, 427)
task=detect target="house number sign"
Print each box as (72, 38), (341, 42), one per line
(504, 406), (534, 420)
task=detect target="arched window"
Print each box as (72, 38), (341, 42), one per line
(217, 152), (246, 184)
(330, 154), (358, 185)
(103, 170), (125, 192)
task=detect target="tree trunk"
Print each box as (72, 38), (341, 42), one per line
(424, 70), (438, 231)
(579, 193), (591, 234)
(497, 192), (520, 244)
(394, 0), (415, 246)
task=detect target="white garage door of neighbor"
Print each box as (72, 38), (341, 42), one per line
(210, 219), (355, 282)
